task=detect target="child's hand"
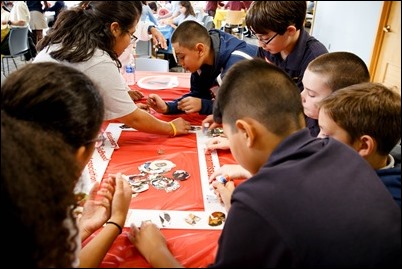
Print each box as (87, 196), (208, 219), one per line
(78, 179), (114, 240)
(147, 93), (168, 113)
(211, 180), (235, 212)
(108, 173), (132, 226)
(209, 164), (252, 183)
(127, 221), (168, 265)
(205, 136), (230, 151)
(128, 90), (144, 101)
(177, 97), (202, 113)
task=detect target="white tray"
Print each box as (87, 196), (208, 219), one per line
(137, 75), (179, 90)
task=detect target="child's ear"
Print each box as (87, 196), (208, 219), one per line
(286, 25), (297, 36)
(195, 43), (205, 55)
(355, 135), (376, 157)
(75, 145), (94, 170)
(235, 119), (254, 148)
(110, 22), (121, 37)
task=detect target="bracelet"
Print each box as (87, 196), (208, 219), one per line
(105, 221), (122, 234)
(168, 122), (177, 137)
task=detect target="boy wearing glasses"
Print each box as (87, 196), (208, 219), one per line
(246, 1), (328, 136)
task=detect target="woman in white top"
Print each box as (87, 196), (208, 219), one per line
(34, 1), (191, 137)
(161, 1), (198, 29)
(1, 1), (30, 55)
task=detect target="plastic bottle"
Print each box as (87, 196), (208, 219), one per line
(203, 122), (210, 135)
(125, 61), (135, 86)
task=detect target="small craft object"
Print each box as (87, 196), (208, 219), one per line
(149, 174), (180, 192)
(190, 126), (201, 131)
(172, 170), (190, 181)
(159, 212), (171, 227)
(122, 174), (150, 193)
(185, 213), (201, 225)
(208, 211), (226, 226)
(139, 160), (176, 174)
(207, 128), (224, 137)
(131, 183), (149, 193)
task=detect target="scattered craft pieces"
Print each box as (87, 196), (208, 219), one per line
(159, 212), (171, 227)
(185, 213), (201, 225)
(190, 126), (201, 131)
(208, 211), (226, 226)
(131, 183), (149, 193)
(207, 128), (224, 137)
(139, 160), (176, 174)
(172, 170), (190, 181)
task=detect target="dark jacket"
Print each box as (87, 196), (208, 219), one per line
(166, 29), (258, 115)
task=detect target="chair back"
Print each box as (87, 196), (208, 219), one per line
(203, 16), (214, 30)
(225, 10), (244, 26)
(8, 27), (29, 56)
(135, 40), (152, 58)
(135, 58), (169, 72)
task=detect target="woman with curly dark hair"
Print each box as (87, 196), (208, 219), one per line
(1, 62), (132, 267)
(1, 112), (80, 267)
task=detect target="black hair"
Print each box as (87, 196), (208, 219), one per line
(37, 1), (142, 68)
(1, 62), (104, 150)
(214, 58), (305, 136)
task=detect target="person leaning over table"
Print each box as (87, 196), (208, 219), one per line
(202, 1), (329, 136)
(146, 20), (258, 116)
(1, 62), (133, 268)
(129, 58), (401, 268)
(33, 1), (191, 137)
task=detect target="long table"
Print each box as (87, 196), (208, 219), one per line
(84, 71), (237, 268)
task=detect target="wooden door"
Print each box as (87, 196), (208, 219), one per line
(370, 1), (401, 95)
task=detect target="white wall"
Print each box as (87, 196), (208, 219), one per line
(311, 1), (383, 66)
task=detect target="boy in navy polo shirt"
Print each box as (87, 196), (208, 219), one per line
(147, 20), (258, 115)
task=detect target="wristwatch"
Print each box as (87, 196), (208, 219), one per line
(7, 20), (12, 26)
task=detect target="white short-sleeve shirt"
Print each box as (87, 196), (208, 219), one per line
(9, 1), (30, 27)
(34, 45), (138, 120)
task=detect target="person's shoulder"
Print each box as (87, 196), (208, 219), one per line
(390, 143), (401, 168)
(302, 30), (328, 53)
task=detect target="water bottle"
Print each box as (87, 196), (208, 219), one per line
(125, 62), (135, 86)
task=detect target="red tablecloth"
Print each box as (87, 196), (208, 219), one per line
(86, 71), (237, 268)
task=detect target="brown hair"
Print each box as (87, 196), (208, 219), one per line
(318, 82), (401, 155)
(307, 51), (370, 92)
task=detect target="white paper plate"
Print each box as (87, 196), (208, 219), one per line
(137, 75), (179, 90)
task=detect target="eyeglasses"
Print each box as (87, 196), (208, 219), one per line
(87, 132), (106, 148)
(256, 33), (278, 46)
(129, 33), (138, 44)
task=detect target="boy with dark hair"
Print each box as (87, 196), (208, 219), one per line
(129, 59), (401, 268)
(245, 1), (328, 136)
(301, 51), (370, 136)
(318, 82), (401, 206)
(147, 20), (258, 115)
